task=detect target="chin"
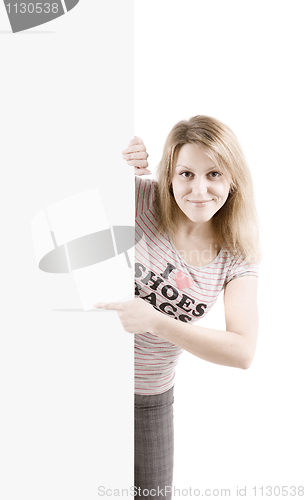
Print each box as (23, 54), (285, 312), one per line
(184, 212), (213, 224)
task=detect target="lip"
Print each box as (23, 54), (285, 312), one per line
(188, 200), (212, 206)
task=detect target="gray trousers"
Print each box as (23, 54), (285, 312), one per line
(134, 387), (174, 500)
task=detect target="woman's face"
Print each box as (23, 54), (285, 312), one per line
(171, 143), (231, 226)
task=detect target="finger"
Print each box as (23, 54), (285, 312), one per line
(127, 159), (149, 168)
(134, 168), (152, 176)
(122, 144), (147, 155)
(101, 302), (124, 311)
(128, 136), (144, 146)
(122, 151), (149, 160)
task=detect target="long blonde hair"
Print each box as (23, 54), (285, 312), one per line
(155, 115), (261, 263)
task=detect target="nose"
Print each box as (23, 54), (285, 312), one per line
(192, 176), (208, 196)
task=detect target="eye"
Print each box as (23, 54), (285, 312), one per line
(208, 171), (222, 179)
(179, 171), (194, 179)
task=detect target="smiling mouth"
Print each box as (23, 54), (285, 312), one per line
(188, 200), (212, 206)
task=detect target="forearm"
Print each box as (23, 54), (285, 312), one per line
(151, 312), (256, 370)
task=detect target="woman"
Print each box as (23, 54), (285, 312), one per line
(95, 116), (260, 499)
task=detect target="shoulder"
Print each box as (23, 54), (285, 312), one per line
(135, 175), (157, 191)
(221, 248), (259, 287)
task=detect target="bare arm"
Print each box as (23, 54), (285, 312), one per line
(95, 276), (259, 370)
(151, 276), (259, 369)
(122, 136), (151, 176)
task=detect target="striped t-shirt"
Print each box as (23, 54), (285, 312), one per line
(134, 176), (259, 395)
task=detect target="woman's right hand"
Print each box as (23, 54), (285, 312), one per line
(122, 136), (152, 176)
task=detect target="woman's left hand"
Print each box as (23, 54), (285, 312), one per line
(93, 298), (159, 334)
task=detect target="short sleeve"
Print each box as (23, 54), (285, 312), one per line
(224, 253), (259, 286)
(135, 176), (156, 218)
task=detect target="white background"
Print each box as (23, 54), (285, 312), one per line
(135, 0), (305, 495)
(1, 0), (305, 498)
(0, 1), (134, 499)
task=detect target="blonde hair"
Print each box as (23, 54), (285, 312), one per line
(155, 115), (261, 263)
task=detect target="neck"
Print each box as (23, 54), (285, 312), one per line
(176, 211), (215, 240)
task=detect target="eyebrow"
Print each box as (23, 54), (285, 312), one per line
(175, 164), (193, 169)
(175, 164), (217, 171)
